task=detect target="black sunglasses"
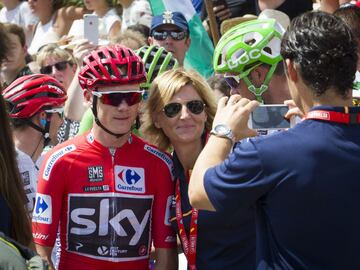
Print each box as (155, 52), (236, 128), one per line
(40, 61), (69, 74)
(152, 30), (187, 41)
(163, 100), (206, 118)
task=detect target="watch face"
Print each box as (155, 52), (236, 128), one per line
(215, 124), (229, 135)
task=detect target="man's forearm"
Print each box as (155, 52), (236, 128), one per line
(188, 135), (233, 210)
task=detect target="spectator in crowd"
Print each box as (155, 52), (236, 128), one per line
(28, 0), (86, 55)
(32, 44), (177, 270)
(142, 68), (257, 269)
(334, 4), (360, 104)
(149, 11), (191, 67)
(36, 43), (83, 143)
(0, 22), (33, 248)
(0, 23), (32, 88)
(213, 18), (290, 105)
(2, 74), (67, 212)
(207, 74), (231, 101)
(0, 0), (38, 46)
(119, 0), (152, 32)
(83, 0), (121, 39)
(189, 11), (360, 269)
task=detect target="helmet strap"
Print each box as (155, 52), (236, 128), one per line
(243, 63), (278, 103)
(92, 96), (130, 139)
(25, 113), (52, 147)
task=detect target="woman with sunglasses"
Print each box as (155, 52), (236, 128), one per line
(142, 68), (256, 270)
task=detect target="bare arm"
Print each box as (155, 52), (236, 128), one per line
(35, 244), (54, 269)
(154, 247), (178, 270)
(64, 40), (97, 121)
(188, 96), (259, 210)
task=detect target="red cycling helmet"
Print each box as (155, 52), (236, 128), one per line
(78, 44), (146, 90)
(3, 74), (67, 119)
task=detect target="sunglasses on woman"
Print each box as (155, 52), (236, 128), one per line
(163, 100), (206, 118)
(92, 90), (144, 107)
(40, 61), (69, 74)
(152, 30), (187, 41)
(44, 107), (64, 119)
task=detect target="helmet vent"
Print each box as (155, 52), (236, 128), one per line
(245, 38), (256, 46)
(98, 51), (106, 59)
(109, 50), (116, 59)
(263, 47), (272, 55)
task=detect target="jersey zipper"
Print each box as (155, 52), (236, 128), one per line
(109, 147), (116, 259)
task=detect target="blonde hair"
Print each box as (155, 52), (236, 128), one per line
(142, 68), (217, 151)
(36, 43), (75, 67)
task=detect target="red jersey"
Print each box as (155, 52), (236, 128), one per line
(32, 133), (176, 270)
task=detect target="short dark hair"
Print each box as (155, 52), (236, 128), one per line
(3, 23), (26, 47)
(0, 23), (10, 66)
(281, 11), (358, 98)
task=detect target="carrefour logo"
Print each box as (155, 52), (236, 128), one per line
(43, 145), (76, 180)
(32, 193), (52, 224)
(115, 166), (145, 194)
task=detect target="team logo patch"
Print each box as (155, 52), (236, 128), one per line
(32, 193), (52, 224)
(88, 166), (104, 182)
(115, 166), (145, 194)
(67, 194), (153, 261)
(43, 145), (76, 180)
(144, 145), (174, 179)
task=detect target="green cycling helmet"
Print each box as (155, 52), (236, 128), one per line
(136, 45), (178, 90)
(213, 19), (285, 102)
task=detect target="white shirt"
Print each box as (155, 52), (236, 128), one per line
(121, 0), (152, 31)
(16, 148), (41, 213)
(28, 16), (59, 55)
(96, 8), (121, 36)
(0, 1), (38, 27)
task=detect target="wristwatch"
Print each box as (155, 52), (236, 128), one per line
(210, 124), (235, 143)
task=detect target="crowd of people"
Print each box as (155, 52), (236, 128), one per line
(0, 0), (360, 269)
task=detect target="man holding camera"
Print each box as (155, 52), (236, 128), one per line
(189, 11), (360, 269)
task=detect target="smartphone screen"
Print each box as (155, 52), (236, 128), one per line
(249, 105), (290, 130)
(83, 14), (99, 45)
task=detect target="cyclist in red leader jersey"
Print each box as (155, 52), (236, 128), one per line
(32, 44), (178, 270)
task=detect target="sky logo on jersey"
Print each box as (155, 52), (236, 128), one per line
(43, 145), (76, 180)
(115, 166), (145, 194)
(32, 194), (52, 224)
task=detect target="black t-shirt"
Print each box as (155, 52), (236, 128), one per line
(256, 0), (313, 19)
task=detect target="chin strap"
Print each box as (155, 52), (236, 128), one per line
(243, 63), (278, 103)
(92, 96), (131, 139)
(25, 114), (51, 147)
